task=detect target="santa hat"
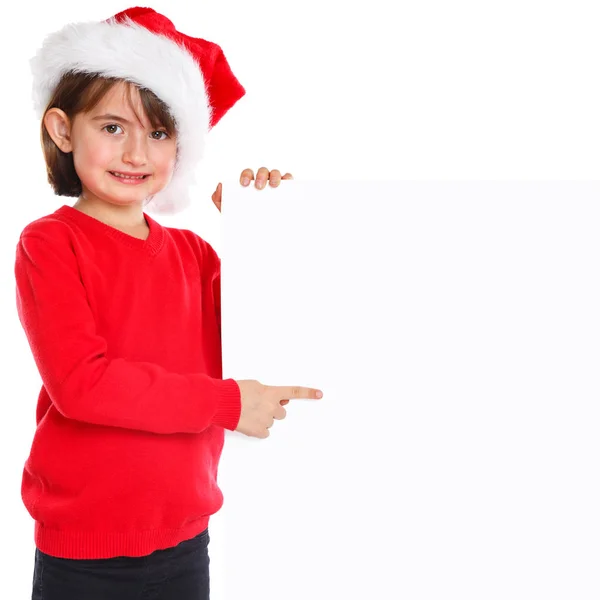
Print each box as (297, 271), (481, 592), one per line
(30, 6), (246, 215)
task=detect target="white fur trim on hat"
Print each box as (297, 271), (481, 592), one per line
(30, 15), (211, 215)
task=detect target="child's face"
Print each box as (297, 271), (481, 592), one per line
(69, 81), (177, 209)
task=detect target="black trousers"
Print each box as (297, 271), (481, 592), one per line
(31, 528), (210, 600)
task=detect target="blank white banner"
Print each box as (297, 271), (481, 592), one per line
(210, 180), (600, 600)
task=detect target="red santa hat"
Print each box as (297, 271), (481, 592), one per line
(29, 6), (246, 215)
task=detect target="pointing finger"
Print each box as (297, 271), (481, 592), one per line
(278, 387), (323, 400)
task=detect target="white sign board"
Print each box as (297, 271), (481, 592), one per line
(211, 181), (600, 600)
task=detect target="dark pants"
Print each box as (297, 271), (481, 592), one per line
(31, 528), (210, 600)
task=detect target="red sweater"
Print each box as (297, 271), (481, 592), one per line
(14, 204), (242, 559)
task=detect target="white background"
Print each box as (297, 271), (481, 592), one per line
(1, 1), (599, 598)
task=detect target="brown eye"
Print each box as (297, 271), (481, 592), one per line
(103, 124), (122, 134)
(152, 131), (168, 140)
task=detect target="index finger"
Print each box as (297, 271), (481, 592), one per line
(277, 386), (323, 400)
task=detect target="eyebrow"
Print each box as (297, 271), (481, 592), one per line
(91, 113), (169, 132)
(91, 113), (136, 125)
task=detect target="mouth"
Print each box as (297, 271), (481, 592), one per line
(109, 171), (150, 180)
(108, 171), (150, 186)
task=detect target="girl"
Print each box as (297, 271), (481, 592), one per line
(16, 7), (323, 599)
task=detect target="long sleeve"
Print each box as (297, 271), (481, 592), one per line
(15, 232), (241, 434)
(212, 254), (222, 337)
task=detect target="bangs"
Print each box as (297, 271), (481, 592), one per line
(75, 75), (177, 137)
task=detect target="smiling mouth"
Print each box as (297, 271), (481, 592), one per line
(109, 172), (150, 180)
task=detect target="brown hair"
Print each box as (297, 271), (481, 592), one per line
(41, 71), (177, 197)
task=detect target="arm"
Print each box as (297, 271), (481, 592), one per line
(14, 232), (241, 434)
(212, 253), (222, 338)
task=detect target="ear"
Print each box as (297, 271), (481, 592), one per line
(43, 108), (74, 153)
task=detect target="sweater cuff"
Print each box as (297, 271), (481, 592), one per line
(212, 378), (242, 431)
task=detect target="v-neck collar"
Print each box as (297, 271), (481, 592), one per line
(55, 205), (165, 256)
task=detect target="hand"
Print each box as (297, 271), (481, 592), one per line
(234, 379), (323, 439)
(212, 167), (294, 212)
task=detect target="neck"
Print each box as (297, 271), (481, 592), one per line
(73, 193), (148, 230)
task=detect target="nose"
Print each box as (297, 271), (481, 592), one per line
(122, 130), (149, 167)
